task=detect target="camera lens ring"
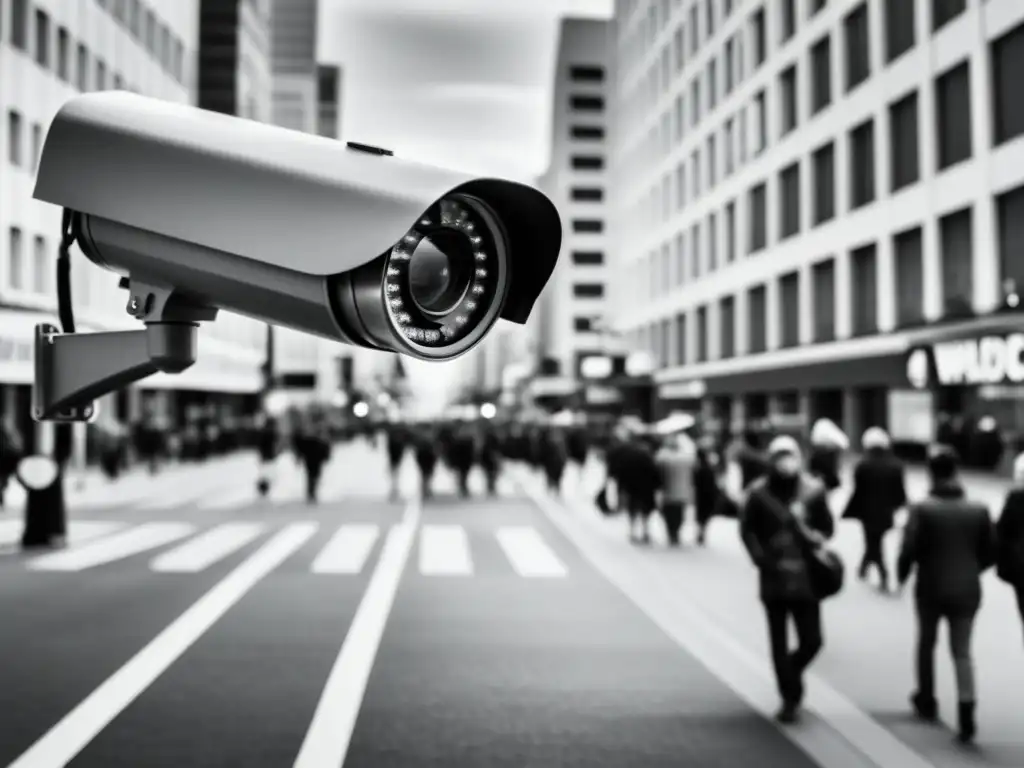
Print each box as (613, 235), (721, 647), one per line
(406, 229), (474, 318)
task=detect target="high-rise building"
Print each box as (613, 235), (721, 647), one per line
(269, 0), (316, 133)
(316, 63), (342, 139)
(529, 18), (612, 409)
(609, 0), (1024, 445)
(0, 0), (268, 461)
(198, 0), (272, 123)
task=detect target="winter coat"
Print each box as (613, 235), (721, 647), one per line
(996, 488), (1024, 587)
(842, 449), (907, 532)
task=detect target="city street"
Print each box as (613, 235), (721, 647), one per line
(0, 442), (1020, 767)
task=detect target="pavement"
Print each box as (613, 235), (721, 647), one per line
(0, 441), (1018, 767)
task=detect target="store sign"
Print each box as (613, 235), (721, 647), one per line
(909, 333), (1024, 388)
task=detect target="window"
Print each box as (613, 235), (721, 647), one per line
(573, 220), (604, 233)
(724, 118), (735, 176)
(35, 9), (50, 68)
(574, 317), (595, 332)
(894, 227), (925, 327)
(676, 162), (687, 209)
(780, 0), (796, 43)
(707, 134), (717, 187)
(572, 251), (604, 265)
(725, 201), (736, 263)
(570, 95), (604, 111)
(779, 65), (797, 135)
(850, 119), (876, 209)
(97, 58), (107, 90)
(11, 0), (28, 51)
(708, 59), (717, 111)
(571, 155), (604, 170)
(851, 243), (878, 336)
(690, 5), (699, 53)
(752, 89), (767, 154)
(939, 207), (974, 318)
(696, 306), (708, 362)
(8, 110), (23, 166)
(885, 0), (915, 62)
(936, 61), (972, 169)
(844, 3), (870, 92)
(77, 44), (89, 90)
(145, 10), (156, 53)
(691, 221), (702, 278)
(57, 27), (70, 81)
(810, 0), (827, 15)
(889, 91), (920, 192)
(33, 236), (48, 294)
(574, 283), (604, 298)
(675, 95), (685, 142)
(812, 259), (836, 342)
(933, 0), (965, 32)
(810, 36), (832, 114)
(720, 297), (735, 358)
(160, 27), (171, 71)
(706, 0), (715, 38)
(691, 79), (701, 126)
(571, 126), (604, 140)
(993, 22), (1024, 146)
(30, 123), (42, 172)
(748, 182), (767, 253)
(570, 65), (605, 81)
(674, 25), (685, 71)
(813, 141), (835, 224)
(675, 313), (688, 365)
(748, 285), (768, 353)
(780, 162), (801, 239)
(130, 0), (141, 37)
(692, 148), (701, 197)
(707, 212), (718, 271)
(8, 228), (24, 290)
(114, 73), (124, 90)
(779, 271), (800, 348)
(751, 8), (766, 69)
(571, 188), (603, 202)
(724, 38), (735, 94)
(998, 184), (1024, 297)
(675, 232), (686, 284)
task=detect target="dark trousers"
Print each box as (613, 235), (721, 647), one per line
(859, 525), (889, 586)
(306, 466), (322, 502)
(483, 466), (499, 495)
(456, 468), (470, 497)
(764, 600), (823, 705)
(915, 601), (977, 703)
(1015, 586), (1024, 645)
(660, 501), (685, 544)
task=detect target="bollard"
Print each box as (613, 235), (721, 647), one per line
(17, 454), (68, 549)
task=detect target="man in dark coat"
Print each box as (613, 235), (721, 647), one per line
(897, 445), (996, 744)
(618, 435), (661, 545)
(297, 423), (332, 503)
(997, 453), (1024, 646)
(842, 427), (907, 591)
(693, 435), (723, 545)
(414, 428), (439, 499)
(385, 424), (408, 501)
(447, 427), (477, 497)
(740, 435), (834, 724)
(478, 427), (503, 496)
(734, 428), (770, 490)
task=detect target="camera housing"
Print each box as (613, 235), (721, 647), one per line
(28, 92), (561, 421)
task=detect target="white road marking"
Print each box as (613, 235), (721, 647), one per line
(7, 523), (317, 768)
(197, 485), (255, 511)
(516, 470), (940, 768)
(28, 522), (195, 571)
(0, 520), (123, 548)
(294, 501), (419, 768)
(134, 474), (225, 511)
(150, 522), (264, 573)
(495, 526), (568, 578)
(311, 524), (380, 575)
(418, 524), (473, 576)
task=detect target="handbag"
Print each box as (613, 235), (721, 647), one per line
(595, 485), (614, 516)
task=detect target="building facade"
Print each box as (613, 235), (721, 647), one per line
(0, 0), (267, 462)
(316, 62), (342, 139)
(609, 0), (1024, 447)
(198, 0), (272, 123)
(268, 0), (316, 133)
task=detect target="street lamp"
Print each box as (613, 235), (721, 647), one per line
(353, 401), (369, 418)
(480, 402), (497, 420)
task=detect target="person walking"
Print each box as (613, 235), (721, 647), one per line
(693, 435), (724, 546)
(479, 426), (503, 496)
(842, 427), (907, 592)
(0, 417), (24, 509)
(255, 415), (280, 498)
(414, 428), (439, 499)
(897, 445), (996, 744)
(996, 452), (1024, 647)
(297, 423), (332, 504)
(385, 424), (408, 501)
(739, 435), (835, 724)
(655, 433), (696, 546)
(808, 418), (847, 492)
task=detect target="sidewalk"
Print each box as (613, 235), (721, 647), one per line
(518, 460), (1024, 768)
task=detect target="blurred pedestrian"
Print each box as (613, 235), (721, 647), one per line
(996, 451), (1024, 647)
(448, 427), (477, 498)
(619, 434), (661, 545)
(414, 429), (439, 499)
(0, 416), (24, 508)
(693, 435), (723, 545)
(479, 427), (503, 496)
(734, 428), (770, 490)
(297, 423), (332, 503)
(842, 427), (907, 592)
(540, 428), (568, 494)
(655, 433), (696, 546)
(808, 418), (847, 491)
(386, 424), (408, 501)
(255, 415), (280, 498)
(897, 445), (996, 744)
(739, 436), (835, 724)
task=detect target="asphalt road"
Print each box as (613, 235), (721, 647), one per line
(1, 442), (1017, 768)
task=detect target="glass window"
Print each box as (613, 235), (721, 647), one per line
(844, 3), (871, 92)
(850, 119), (876, 208)
(851, 243), (878, 336)
(11, 0), (28, 50)
(939, 207), (974, 318)
(76, 44), (89, 90)
(894, 227), (925, 327)
(992, 22), (1024, 146)
(33, 235), (48, 294)
(7, 110), (22, 166)
(889, 91), (920, 192)
(34, 9), (50, 68)
(57, 27), (70, 80)
(30, 123), (42, 172)
(932, 0), (966, 32)
(780, 0), (796, 43)
(813, 141), (835, 224)
(574, 283), (605, 298)
(779, 271), (800, 347)
(751, 8), (766, 69)
(936, 61), (972, 169)
(748, 285), (767, 352)
(884, 0), (915, 62)
(779, 64), (797, 135)
(812, 259), (836, 342)
(8, 228), (24, 291)
(748, 182), (767, 253)
(780, 162), (801, 238)
(810, 35), (832, 114)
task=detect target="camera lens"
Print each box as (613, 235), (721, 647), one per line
(407, 231), (473, 316)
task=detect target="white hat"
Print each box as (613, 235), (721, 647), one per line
(862, 427), (891, 450)
(767, 435), (801, 458)
(811, 418), (849, 449)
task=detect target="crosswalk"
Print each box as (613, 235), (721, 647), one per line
(1, 519), (572, 580)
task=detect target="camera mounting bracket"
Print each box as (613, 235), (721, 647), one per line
(31, 279), (218, 422)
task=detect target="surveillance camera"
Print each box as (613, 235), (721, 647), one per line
(33, 92), (561, 362)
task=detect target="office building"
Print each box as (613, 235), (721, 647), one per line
(269, 0), (316, 132)
(198, 0), (272, 122)
(0, 0), (268, 461)
(609, 0), (1024, 445)
(316, 63), (342, 139)
(528, 18), (613, 410)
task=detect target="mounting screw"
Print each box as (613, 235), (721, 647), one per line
(32, 407), (42, 419)
(129, 296), (139, 311)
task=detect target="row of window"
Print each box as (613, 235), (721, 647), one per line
(630, 180), (1024, 368)
(7, 0), (186, 85)
(5, 226), (52, 295)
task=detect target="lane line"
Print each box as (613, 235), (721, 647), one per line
(293, 500), (420, 768)
(0, 520), (123, 548)
(516, 471), (938, 768)
(27, 522), (195, 572)
(311, 524), (380, 575)
(418, 524), (473, 576)
(7, 522), (318, 768)
(150, 522), (265, 573)
(495, 526), (568, 578)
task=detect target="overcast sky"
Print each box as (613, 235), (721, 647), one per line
(317, 0), (613, 406)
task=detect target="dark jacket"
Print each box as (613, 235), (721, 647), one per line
(735, 444), (770, 490)
(693, 448), (722, 523)
(897, 482), (996, 612)
(616, 441), (661, 511)
(996, 488), (1024, 587)
(808, 445), (842, 490)
(740, 473), (835, 603)
(842, 450), (907, 532)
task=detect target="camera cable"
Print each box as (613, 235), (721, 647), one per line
(56, 208), (76, 334)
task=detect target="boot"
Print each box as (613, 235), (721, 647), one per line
(957, 701), (976, 744)
(775, 701), (800, 724)
(910, 692), (938, 722)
